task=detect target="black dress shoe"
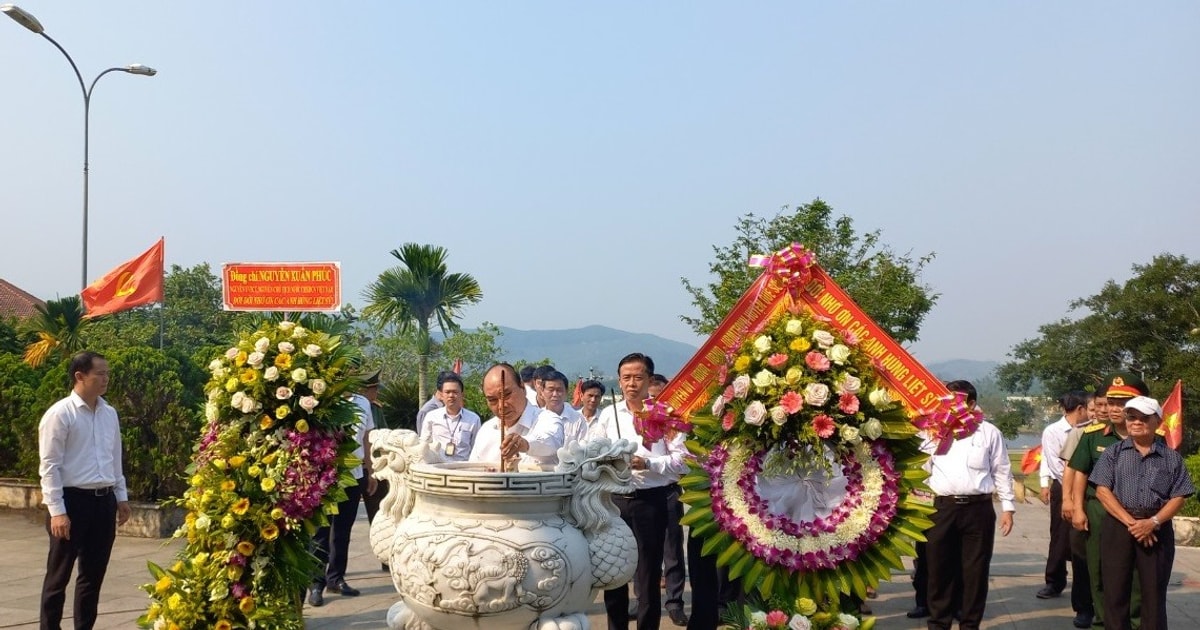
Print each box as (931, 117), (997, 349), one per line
(1036, 585), (1063, 599)
(328, 580), (360, 596)
(667, 608), (689, 626)
(906, 606), (929, 619)
(307, 586), (325, 607)
(1073, 613), (1094, 628)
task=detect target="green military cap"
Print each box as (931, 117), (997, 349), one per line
(1104, 371), (1148, 399)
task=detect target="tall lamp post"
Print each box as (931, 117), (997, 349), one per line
(2, 3), (156, 290)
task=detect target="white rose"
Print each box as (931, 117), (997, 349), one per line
(732, 375), (751, 399)
(785, 319), (804, 336)
(299, 396), (319, 412)
(750, 611), (767, 625)
(789, 615), (813, 630)
(840, 424), (861, 444)
(194, 514), (211, 531)
(240, 397), (256, 414)
(275, 386), (293, 400)
(712, 395), (725, 417)
(264, 366), (280, 381)
(839, 374), (862, 394)
(836, 613), (860, 629)
(868, 388), (892, 407)
(247, 351), (264, 367)
(291, 368), (308, 384)
(770, 405), (788, 425)
(212, 367), (227, 380)
(291, 326), (307, 339)
(752, 369), (776, 390)
(278, 321), (296, 333)
(277, 341), (295, 354)
(828, 344), (851, 365)
(862, 418), (883, 440)
(303, 343), (322, 358)
(811, 330), (835, 349)
(753, 335), (773, 354)
(744, 401), (767, 426)
(224, 347), (239, 360)
(254, 337), (270, 353)
(208, 359), (223, 372)
(310, 379), (327, 395)
(230, 391), (245, 409)
(803, 383), (831, 406)
(205, 402), (218, 421)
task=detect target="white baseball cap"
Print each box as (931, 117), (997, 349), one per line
(1124, 396), (1162, 417)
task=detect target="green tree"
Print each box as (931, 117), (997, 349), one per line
(22, 296), (90, 368)
(997, 254), (1200, 451)
(0, 317), (23, 354)
(0, 352), (43, 477)
(681, 200), (938, 343)
(362, 243), (483, 403)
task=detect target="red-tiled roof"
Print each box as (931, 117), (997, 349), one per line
(0, 278), (45, 320)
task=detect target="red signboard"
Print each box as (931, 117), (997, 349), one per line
(222, 262), (341, 312)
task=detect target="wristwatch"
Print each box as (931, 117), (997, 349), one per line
(1150, 515), (1161, 528)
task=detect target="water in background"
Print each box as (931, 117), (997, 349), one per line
(1005, 432), (1041, 450)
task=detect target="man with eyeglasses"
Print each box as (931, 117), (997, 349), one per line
(469, 363), (564, 470)
(420, 371), (480, 462)
(1091, 396), (1194, 630)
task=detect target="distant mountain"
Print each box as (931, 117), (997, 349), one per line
(495, 325), (698, 380)
(925, 359), (1000, 382)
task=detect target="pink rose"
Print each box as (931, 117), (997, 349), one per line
(732, 375), (751, 399)
(843, 330), (860, 346)
(723, 385), (735, 402)
(780, 390), (803, 415)
(712, 395), (726, 417)
(805, 351), (831, 372)
(812, 414), (836, 439)
(766, 353), (789, 369)
(838, 392), (860, 414)
(721, 411), (736, 431)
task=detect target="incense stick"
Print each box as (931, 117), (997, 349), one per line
(500, 369), (509, 472)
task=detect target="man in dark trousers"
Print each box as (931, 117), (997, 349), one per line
(38, 351), (131, 630)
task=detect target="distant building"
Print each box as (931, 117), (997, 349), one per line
(0, 278), (45, 320)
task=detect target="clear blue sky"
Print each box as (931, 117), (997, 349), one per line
(3, 2), (1197, 364)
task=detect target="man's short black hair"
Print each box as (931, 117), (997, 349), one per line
(519, 365), (536, 384)
(68, 351), (105, 387)
(581, 379), (605, 397)
(1059, 390), (1090, 413)
(436, 371), (464, 391)
(532, 364), (557, 382)
(650, 373), (668, 386)
(945, 380), (977, 405)
(618, 352), (654, 375)
(542, 370), (568, 389)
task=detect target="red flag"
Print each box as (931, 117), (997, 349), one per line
(1020, 445), (1042, 475)
(1158, 380), (1184, 450)
(81, 238), (164, 318)
(452, 357), (463, 374)
(571, 378), (583, 408)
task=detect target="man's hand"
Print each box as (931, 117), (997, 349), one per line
(500, 433), (528, 459)
(999, 511), (1014, 536)
(1061, 504), (1075, 522)
(630, 455), (647, 471)
(1071, 509), (1089, 532)
(117, 501), (131, 526)
(1040, 487), (1051, 504)
(1128, 518), (1157, 544)
(50, 514), (71, 540)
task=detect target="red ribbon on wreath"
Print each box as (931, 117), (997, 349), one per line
(635, 399), (693, 448)
(912, 391), (984, 455)
(748, 243), (817, 298)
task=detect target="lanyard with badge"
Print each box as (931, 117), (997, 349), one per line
(443, 412), (463, 457)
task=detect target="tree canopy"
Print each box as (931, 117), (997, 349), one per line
(681, 199), (938, 344)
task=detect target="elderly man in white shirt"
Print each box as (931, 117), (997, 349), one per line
(469, 363), (564, 470)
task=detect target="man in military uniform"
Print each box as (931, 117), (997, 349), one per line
(1066, 373), (1149, 628)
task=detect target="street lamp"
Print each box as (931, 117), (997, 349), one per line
(2, 3), (156, 290)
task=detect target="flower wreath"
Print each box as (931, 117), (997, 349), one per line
(679, 308), (934, 628)
(139, 319), (364, 630)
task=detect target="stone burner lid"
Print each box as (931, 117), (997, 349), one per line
(408, 461), (576, 498)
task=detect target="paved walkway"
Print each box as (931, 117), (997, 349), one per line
(3, 499), (1200, 629)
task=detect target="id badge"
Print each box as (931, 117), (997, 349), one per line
(444, 443), (456, 457)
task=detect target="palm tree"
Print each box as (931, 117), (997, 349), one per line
(23, 296), (90, 368)
(362, 243), (483, 402)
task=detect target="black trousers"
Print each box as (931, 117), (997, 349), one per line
(1069, 527), (1094, 616)
(664, 484), (686, 612)
(926, 498), (995, 630)
(684, 528), (743, 630)
(605, 486), (669, 630)
(363, 477), (386, 526)
(1100, 513), (1173, 630)
(313, 480), (363, 587)
(41, 489), (117, 630)
(1045, 479), (1071, 592)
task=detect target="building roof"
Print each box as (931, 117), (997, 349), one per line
(0, 278), (45, 320)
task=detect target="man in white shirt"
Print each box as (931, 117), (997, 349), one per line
(541, 370), (586, 445)
(39, 351), (130, 630)
(564, 379), (607, 444)
(521, 365), (539, 407)
(600, 353), (689, 630)
(1037, 391), (1091, 605)
(420, 371), (481, 461)
(921, 380), (1016, 630)
(469, 363), (564, 470)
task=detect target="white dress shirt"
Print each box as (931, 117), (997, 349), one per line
(39, 392), (129, 517)
(555, 405), (591, 445)
(469, 401), (564, 469)
(1039, 416), (1073, 487)
(598, 402), (689, 489)
(420, 405), (482, 462)
(525, 384), (539, 407)
(348, 394), (376, 480)
(921, 420), (1016, 513)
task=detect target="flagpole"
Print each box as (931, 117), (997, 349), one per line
(158, 304), (164, 350)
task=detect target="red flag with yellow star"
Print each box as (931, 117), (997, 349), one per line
(1021, 445), (1042, 475)
(1158, 380), (1183, 450)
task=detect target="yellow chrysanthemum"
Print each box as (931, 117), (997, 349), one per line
(220, 480), (236, 492)
(239, 597), (255, 614)
(260, 478), (277, 492)
(260, 415), (275, 430)
(273, 353), (292, 369)
(221, 514), (235, 529)
(167, 592), (183, 611)
(155, 576), (172, 594)
(237, 540), (256, 556)
(239, 368), (257, 384)
(733, 355), (752, 372)
(789, 338), (812, 352)
(224, 377), (239, 392)
(232, 498), (250, 515)
(228, 455), (246, 468)
(275, 405), (290, 420)
(216, 621), (233, 630)
(261, 524), (280, 541)
(235, 351), (248, 366)
(295, 419), (309, 433)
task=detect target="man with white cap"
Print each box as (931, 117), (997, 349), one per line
(1090, 395), (1195, 630)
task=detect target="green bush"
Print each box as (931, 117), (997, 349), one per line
(0, 352), (44, 477)
(1179, 453), (1200, 517)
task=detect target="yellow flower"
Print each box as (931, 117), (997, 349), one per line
(235, 351), (248, 366)
(169, 623), (180, 630)
(270, 508), (284, 520)
(193, 552), (209, 566)
(247, 465), (262, 478)
(795, 597), (818, 616)
(295, 419), (309, 433)
(239, 368), (257, 384)
(185, 512), (196, 525)
(221, 514), (235, 529)
(224, 377), (239, 392)
(260, 477), (277, 492)
(167, 593), (183, 611)
(237, 540), (256, 556)
(228, 455), (246, 468)
(220, 480), (236, 492)
(211, 458), (227, 471)
(171, 561), (183, 572)
(263, 452), (277, 465)
(227, 565), (243, 580)
(146, 602), (161, 620)
(275, 405), (290, 420)
(733, 355), (752, 373)
(155, 576), (172, 594)
(785, 366), (803, 386)
(260, 415), (275, 430)
(273, 353), (293, 369)
(216, 621), (233, 630)
(239, 596), (255, 614)
(232, 498), (250, 515)
(261, 523), (280, 540)
(190, 473), (204, 486)
(789, 338), (812, 352)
